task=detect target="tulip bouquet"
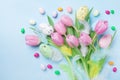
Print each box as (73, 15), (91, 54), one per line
(25, 6), (117, 80)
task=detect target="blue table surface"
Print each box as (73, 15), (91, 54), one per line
(0, 0), (120, 80)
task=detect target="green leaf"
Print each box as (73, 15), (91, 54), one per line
(60, 64), (77, 80)
(47, 16), (54, 27)
(85, 7), (93, 21)
(66, 27), (74, 35)
(88, 57), (106, 78)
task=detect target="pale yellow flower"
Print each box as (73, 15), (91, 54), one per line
(77, 6), (89, 21)
(60, 45), (72, 56)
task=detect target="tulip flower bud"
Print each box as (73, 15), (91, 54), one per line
(51, 32), (64, 46)
(60, 14), (73, 26)
(95, 20), (108, 34)
(99, 34), (112, 48)
(54, 21), (66, 35)
(25, 35), (40, 46)
(66, 35), (79, 48)
(79, 32), (92, 46)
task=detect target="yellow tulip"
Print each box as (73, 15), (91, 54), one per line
(77, 6), (89, 21)
(60, 45), (72, 56)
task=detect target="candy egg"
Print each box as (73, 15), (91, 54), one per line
(29, 20), (36, 26)
(34, 52), (39, 58)
(55, 70), (60, 75)
(108, 61), (114, 66)
(39, 44), (53, 59)
(58, 7), (63, 12)
(21, 28), (25, 34)
(105, 10), (110, 15)
(39, 8), (45, 15)
(40, 64), (46, 71)
(113, 67), (117, 72)
(52, 11), (58, 18)
(47, 64), (53, 69)
(66, 6), (72, 13)
(93, 10), (100, 17)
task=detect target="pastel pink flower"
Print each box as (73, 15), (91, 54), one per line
(51, 32), (64, 46)
(60, 14), (73, 26)
(25, 35), (40, 46)
(54, 21), (66, 35)
(79, 32), (92, 46)
(95, 20), (108, 34)
(66, 35), (79, 48)
(99, 34), (112, 48)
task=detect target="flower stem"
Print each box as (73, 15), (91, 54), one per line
(108, 30), (117, 48)
(65, 56), (76, 80)
(92, 33), (97, 44)
(73, 26), (79, 33)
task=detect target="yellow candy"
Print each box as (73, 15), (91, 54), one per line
(60, 45), (72, 56)
(108, 61), (114, 66)
(58, 7), (63, 12)
(77, 6), (89, 21)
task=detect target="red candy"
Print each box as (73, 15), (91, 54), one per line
(105, 10), (110, 15)
(34, 53), (39, 58)
(47, 64), (53, 69)
(113, 67), (117, 72)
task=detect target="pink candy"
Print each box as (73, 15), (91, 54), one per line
(66, 6), (72, 13)
(47, 64), (53, 69)
(34, 52), (39, 58)
(105, 10), (110, 15)
(113, 67), (117, 72)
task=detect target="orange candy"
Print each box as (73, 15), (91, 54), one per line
(108, 61), (114, 66)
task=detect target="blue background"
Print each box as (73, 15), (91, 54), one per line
(0, 0), (120, 80)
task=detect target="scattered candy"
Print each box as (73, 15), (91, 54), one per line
(111, 10), (115, 14)
(58, 7), (63, 12)
(113, 67), (117, 72)
(111, 26), (116, 31)
(34, 52), (39, 58)
(39, 8), (45, 15)
(108, 61), (114, 66)
(40, 64), (46, 71)
(55, 70), (60, 75)
(47, 64), (53, 69)
(21, 28), (25, 34)
(66, 6), (72, 13)
(52, 11), (58, 18)
(93, 10), (100, 17)
(105, 10), (110, 15)
(29, 20), (36, 26)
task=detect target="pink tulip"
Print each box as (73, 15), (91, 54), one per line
(66, 35), (79, 48)
(95, 20), (108, 34)
(99, 34), (112, 48)
(51, 32), (64, 46)
(79, 32), (92, 46)
(60, 14), (73, 26)
(54, 21), (66, 35)
(25, 35), (40, 46)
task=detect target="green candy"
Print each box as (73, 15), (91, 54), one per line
(55, 70), (60, 75)
(21, 28), (25, 34)
(39, 44), (53, 59)
(111, 26), (116, 31)
(111, 10), (115, 14)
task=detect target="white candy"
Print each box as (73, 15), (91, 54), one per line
(52, 11), (58, 18)
(39, 8), (45, 15)
(40, 64), (46, 71)
(93, 10), (100, 17)
(29, 20), (36, 26)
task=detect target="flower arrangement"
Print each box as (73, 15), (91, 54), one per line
(24, 6), (117, 80)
